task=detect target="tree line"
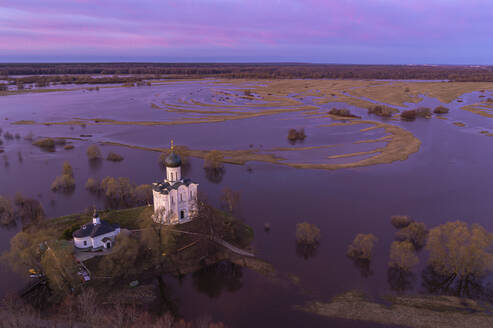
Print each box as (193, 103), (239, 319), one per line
(2, 63), (493, 82)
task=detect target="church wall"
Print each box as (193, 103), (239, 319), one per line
(91, 229), (120, 249)
(74, 236), (92, 249)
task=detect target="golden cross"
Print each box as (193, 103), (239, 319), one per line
(171, 139), (174, 150)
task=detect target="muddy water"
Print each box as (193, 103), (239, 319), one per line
(1, 81), (493, 327)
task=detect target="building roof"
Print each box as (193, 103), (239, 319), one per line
(73, 220), (119, 238)
(152, 178), (197, 195)
(164, 151), (182, 168)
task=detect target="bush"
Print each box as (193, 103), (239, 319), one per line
(434, 106), (449, 114)
(328, 108), (359, 118)
(346, 233), (378, 261)
(287, 128), (306, 142)
(64, 145), (74, 150)
(106, 152), (124, 162)
(85, 178), (100, 193)
(415, 107), (431, 118)
(0, 196), (14, 226)
(391, 215), (412, 229)
(3, 132), (14, 140)
(400, 110), (416, 121)
(296, 222), (320, 245)
(395, 221), (428, 249)
(87, 145), (102, 160)
(204, 150), (224, 170)
(388, 240), (419, 271)
(51, 174), (75, 192)
(367, 105), (397, 117)
(32, 138), (55, 151)
(51, 161), (75, 192)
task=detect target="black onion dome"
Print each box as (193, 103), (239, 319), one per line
(165, 151), (182, 167)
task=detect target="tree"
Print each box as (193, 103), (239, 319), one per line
(100, 177), (136, 207)
(391, 215), (412, 229)
(140, 221), (176, 270)
(87, 144), (102, 160)
(13, 194), (45, 225)
(346, 233), (378, 261)
(98, 233), (140, 278)
(388, 241), (419, 271)
(41, 241), (80, 295)
(220, 187), (240, 214)
(51, 161), (75, 192)
(396, 221), (428, 249)
(0, 196), (14, 227)
(1, 231), (45, 275)
(85, 177), (100, 193)
(135, 184), (152, 205)
(425, 221), (493, 294)
(296, 222), (320, 245)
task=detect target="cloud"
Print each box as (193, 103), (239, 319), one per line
(0, 0), (492, 63)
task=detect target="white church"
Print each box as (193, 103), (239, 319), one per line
(73, 210), (121, 250)
(152, 142), (199, 224)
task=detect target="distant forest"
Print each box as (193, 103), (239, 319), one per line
(2, 63), (493, 82)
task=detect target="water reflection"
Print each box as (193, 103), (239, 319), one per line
(349, 258), (373, 278)
(204, 167), (225, 184)
(295, 242), (319, 260)
(387, 267), (414, 292)
(192, 261), (243, 298)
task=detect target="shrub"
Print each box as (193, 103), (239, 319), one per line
(85, 178), (100, 193)
(204, 150), (224, 170)
(434, 106), (449, 114)
(391, 215), (412, 229)
(346, 233), (378, 261)
(328, 108), (359, 118)
(367, 105), (397, 117)
(64, 145), (74, 150)
(0, 196), (14, 226)
(415, 107), (431, 118)
(400, 110), (416, 121)
(388, 240), (419, 271)
(87, 145), (102, 160)
(296, 222), (321, 245)
(135, 184), (152, 205)
(51, 161), (75, 192)
(287, 128), (306, 142)
(395, 221), (428, 249)
(32, 138), (55, 151)
(106, 152), (124, 162)
(51, 174), (75, 192)
(3, 132), (14, 140)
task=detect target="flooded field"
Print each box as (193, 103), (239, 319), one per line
(2, 79), (493, 327)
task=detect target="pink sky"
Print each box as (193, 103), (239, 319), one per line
(0, 0), (491, 63)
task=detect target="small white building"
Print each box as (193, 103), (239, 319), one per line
(152, 143), (199, 225)
(73, 210), (120, 251)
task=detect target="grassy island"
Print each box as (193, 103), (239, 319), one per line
(2, 203), (256, 310)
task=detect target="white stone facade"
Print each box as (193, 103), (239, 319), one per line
(152, 150), (199, 225)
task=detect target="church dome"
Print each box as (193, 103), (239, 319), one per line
(165, 151), (182, 167)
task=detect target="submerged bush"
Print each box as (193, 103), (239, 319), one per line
(287, 128), (306, 142)
(203, 150), (224, 170)
(87, 145), (102, 160)
(401, 110), (417, 121)
(367, 105), (397, 117)
(328, 108), (359, 118)
(395, 221), (428, 249)
(85, 178), (100, 193)
(32, 138), (55, 151)
(391, 215), (412, 229)
(346, 233), (378, 261)
(388, 240), (419, 271)
(106, 152), (124, 162)
(296, 222), (320, 245)
(51, 161), (75, 192)
(415, 107), (432, 118)
(0, 196), (14, 226)
(434, 106), (450, 114)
